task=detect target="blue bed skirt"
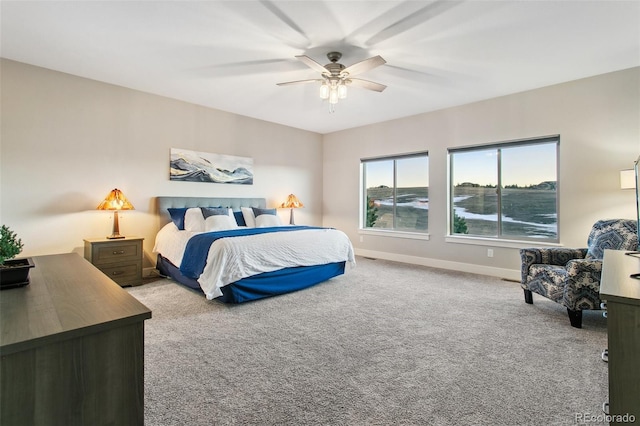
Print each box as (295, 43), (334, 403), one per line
(156, 254), (346, 303)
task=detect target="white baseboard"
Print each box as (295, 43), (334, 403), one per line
(354, 248), (521, 282)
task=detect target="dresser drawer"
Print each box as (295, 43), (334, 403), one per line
(97, 262), (142, 286)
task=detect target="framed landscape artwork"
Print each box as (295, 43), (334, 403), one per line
(170, 148), (254, 185)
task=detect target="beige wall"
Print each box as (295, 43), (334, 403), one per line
(1, 59), (323, 269)
(323, 67), (640, 279)
(3, 59), (638, 279)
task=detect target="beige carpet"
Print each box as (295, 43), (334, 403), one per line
(128, 256), (609, 425)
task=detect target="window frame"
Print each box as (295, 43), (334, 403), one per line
(447, 135), (560, 243)
(360, 151), (429, 235)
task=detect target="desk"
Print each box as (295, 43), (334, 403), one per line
(0, 253), (152, 426)
(600, 249), (640, 423)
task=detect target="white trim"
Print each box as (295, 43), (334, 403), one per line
(445, 235), (561, 249)
(355, 248), (521, 281)
(358, 229), (430, 241)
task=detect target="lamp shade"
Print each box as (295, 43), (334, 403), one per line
(97, 188), (135, 211)
(338, 83), (348, 99)
(621, 169), (635, 190)
(279, 194), (304, 209)
(319, 83), (330, 100)
(280, 194), (303, 225)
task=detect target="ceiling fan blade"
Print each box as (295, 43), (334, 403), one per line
(342, 55), (386, 77)
(365, 0), (463, 46)
(295, 55), (329, 74)
(192, 58), (298, 78)
(347, 78), (387, 92)
(259, 0), (311, 49)
(277, 79), (322, 86)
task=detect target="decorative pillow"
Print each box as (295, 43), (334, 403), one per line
(252, 207), (277, 217)
(255, 214), (283, 228)
(168, 207), (189, 230)
(241, 207), (257, 228)
(233, 210), (246, 227)
(205, 214), (238, 232)
(201, 207), (229, 219)
(184, 207), (206, 232)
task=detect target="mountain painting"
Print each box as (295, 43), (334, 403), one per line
(170, 148), (253, 185)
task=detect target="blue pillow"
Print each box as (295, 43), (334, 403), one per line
(201, 207), (229, 219)
(233, 211), (246, 226)
(168, 208), (189, 230)
(252, 207), (276, 217)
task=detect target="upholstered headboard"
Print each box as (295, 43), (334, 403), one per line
(156, 196), (267, 226)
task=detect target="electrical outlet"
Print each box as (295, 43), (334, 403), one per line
(487, 249), (494, 258)
(359, 235), (364, 243)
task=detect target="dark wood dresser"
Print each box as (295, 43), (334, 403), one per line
(600, 249), (640, 423)
(0, 253), (152, 426)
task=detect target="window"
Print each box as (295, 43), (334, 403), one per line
(361, 153), (429, 233)
(449, 136), (558, 242)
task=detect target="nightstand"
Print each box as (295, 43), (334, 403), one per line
(84, 236), (144, 287)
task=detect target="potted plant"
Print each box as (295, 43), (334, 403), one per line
(0, 225), (34, 289)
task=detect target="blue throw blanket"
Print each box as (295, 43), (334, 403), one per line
(179, 226), (323, 279)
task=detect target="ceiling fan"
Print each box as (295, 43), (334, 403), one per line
(277, 52), (387, 110)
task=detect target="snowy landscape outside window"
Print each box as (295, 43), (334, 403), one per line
(361, 153), (429, 233)
(449, 136), (559, 242)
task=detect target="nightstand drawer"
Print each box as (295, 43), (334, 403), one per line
(91, 242), (141, 265)
(97, 263), (141, 286)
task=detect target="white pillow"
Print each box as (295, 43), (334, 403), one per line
(241, 207), (256, 228)
(205, 214), (238, 232)
(184, 207), (205, 232)
(255, 214), (283, 228)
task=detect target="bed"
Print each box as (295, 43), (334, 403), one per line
(153, 196), (355, 303)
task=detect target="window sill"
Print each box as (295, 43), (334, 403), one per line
(358, 229), (430, 241)
(445, 235), (561, 249)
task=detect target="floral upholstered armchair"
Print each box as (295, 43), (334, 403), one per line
(520, 219), (638, 328)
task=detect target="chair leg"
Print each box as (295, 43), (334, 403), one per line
(524, 289), (533, 304)
(567, 308), (582, 328)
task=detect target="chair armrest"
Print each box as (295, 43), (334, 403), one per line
(565, 258), (603, 277)
(564, 259), (604, 310)
(520, 247), (587, 283)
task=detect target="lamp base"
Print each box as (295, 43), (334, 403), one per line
(107, 212), (125, 239)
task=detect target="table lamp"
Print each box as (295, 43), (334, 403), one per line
(96, 188), (134, 239)
(279, 194), (304, 225)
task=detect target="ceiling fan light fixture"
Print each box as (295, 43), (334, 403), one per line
(338, 83), (348, 99)
(319, 83), (329, 100)
(329, 87), (339, 104)
(280, 51), (386, 112)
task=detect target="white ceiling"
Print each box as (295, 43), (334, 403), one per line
(2, 1), (639, 134)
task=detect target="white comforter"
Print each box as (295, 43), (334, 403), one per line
(154, 223), (355, 299)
